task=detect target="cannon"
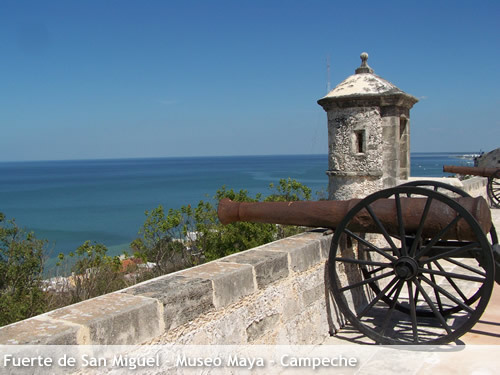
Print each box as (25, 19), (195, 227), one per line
(443, 165), (500, 208)
(218, 183), (498, 345)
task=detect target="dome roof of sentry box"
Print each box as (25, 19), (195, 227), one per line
(317, 52), (418, 108)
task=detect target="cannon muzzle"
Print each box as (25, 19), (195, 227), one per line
(218, 195), (492, 241)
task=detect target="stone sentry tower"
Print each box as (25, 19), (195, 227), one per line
(317, 53), (418, 200)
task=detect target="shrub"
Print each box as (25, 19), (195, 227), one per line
(130, 205), (197, 276)
(132, 178), (312, 270)
(0, 213), (47, 326)
(56, 241), (129, 304)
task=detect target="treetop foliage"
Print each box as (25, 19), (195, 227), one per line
(132, 178), (312, 272)
(0, 214), (47, 326)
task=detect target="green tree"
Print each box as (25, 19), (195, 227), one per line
(58, 241), (127, 303)
(132, 178), (312, 270)
(194, 186), (278, 261)
(130, 205), (195, 275)
(266, 177), (312, 202)
(0, 213), (47, 326)
(264, 178), (313, 239)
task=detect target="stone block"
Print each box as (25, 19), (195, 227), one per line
(0, 316), (79, 345)
(284, 300), (329, 345)
(47, 293), (162, 345)
(264, 237), (322, 273)
(179, 262), (255, 308)
(291, 230), (333, 259)
(125, 275), (214, 331)
(246, 313), (280, 342)
(220, 249), (289, 288)
(302, 284), (325, 307)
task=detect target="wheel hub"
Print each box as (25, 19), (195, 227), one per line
(394, 256), (419, 280)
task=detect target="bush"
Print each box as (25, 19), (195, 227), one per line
(132, 178), (312, 270)
(0, 213), (47, 326)
(130, 205), (198, 276)
(56, 241), (130, 304)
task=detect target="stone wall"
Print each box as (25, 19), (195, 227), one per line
(462, 176), (488, 200)
(326, 107), (383, 200)
(403, 176), (488, 200)
(0, 230), (336, 346)
(327, 107), (383, 174)
(398, 117), (410, 180)
(381, 115), (400, 188)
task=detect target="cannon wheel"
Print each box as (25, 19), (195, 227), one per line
(369, 180), (499, 317)
(487, 171), (500, 208)
(328, 186), (495, 344)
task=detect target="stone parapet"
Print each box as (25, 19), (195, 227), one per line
(0, 293), (163, 345)
(0, 230), (334, 346)
(403, 176), (488, 200)
(461, 176), (488, 200)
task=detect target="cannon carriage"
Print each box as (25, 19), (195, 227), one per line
(443, 165), (500, 208)
(218, 182), (499, 345)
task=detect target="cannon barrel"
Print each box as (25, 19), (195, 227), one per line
(443, 165), (499, 178)
(218, 196), (492, 241)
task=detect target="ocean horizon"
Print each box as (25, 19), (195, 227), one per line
(0, 152), (477, 262)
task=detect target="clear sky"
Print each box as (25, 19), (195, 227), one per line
(1, 0), (498, 161)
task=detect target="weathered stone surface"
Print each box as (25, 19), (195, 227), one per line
(462, 176), (488, 200)
(328, 175), (384, 201)
(125, 275), (214, 330)
(153, 261), (332, 345)
(1, 231), (337, 347)
(401, 176), (488, 200)
(220, 249), (289, 288)
(302, 283), (325, 307)
(325, 101), (385, 200)
(291, 230), (333, 259)
(326, 107), (383, 177)
(264, 237), (322, 272)
(179, 262), (255, 308)
(47, 293), (162, 344)
(284, 300), (330, 345)
(0, 316), (80, 344)
(476, 147), (500, 168)
(246, 313), (280, 342)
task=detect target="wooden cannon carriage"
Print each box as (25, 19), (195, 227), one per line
(218, 182), (499, 345)
(443, 165), (500, 208)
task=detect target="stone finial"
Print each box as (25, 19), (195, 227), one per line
(355, 52), (374, 74)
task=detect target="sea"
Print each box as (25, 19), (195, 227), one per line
(0, 152), (477, 263)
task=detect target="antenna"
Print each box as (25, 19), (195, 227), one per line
(326, 55), (331, 93)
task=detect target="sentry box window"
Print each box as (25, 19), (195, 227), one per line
(354, 130), (365, 154)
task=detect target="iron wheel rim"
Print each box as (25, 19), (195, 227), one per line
(328, 186), (495, 345)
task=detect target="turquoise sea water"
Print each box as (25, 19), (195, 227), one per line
(0, 153), (475, 259)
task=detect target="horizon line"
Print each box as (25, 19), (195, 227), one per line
(0, 151), (483, 164)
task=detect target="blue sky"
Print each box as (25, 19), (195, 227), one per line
(1, 0), (498, 161)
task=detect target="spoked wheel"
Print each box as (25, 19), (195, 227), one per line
(487, 171), (500, 208)
(374, 180), (499, 317)
(328, 186), (495, 344)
